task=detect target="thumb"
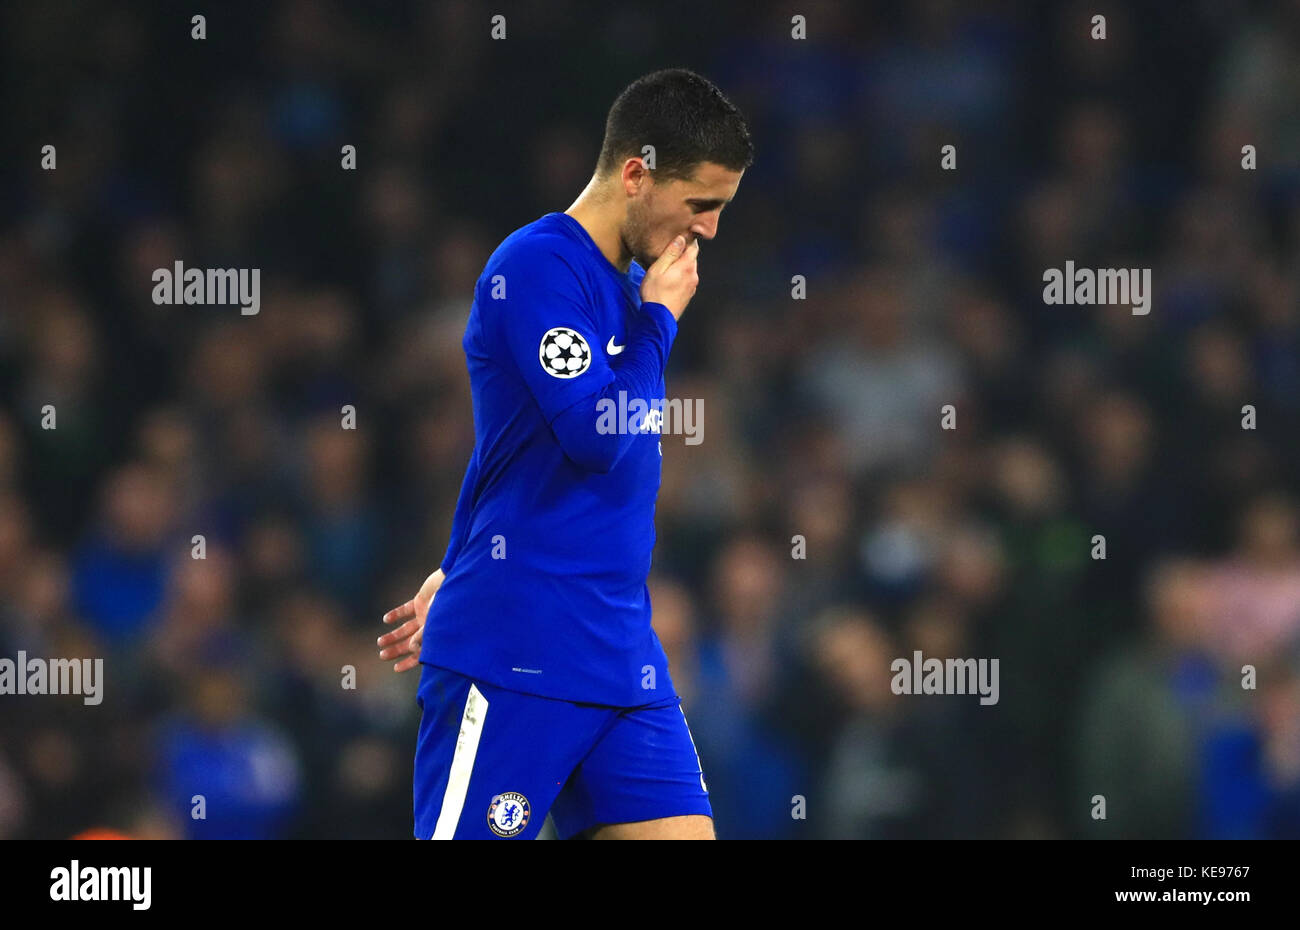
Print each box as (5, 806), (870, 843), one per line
(650, 235), (686, 272)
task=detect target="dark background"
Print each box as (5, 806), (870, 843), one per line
(2, 0), (1300, 839)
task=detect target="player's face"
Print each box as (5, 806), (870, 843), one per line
(626, 161), (743, 268)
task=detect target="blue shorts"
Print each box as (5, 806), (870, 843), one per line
(413, 663), (712, 839)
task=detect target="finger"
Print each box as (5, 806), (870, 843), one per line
(382, 600), (416, 625)
(379, 638), (417, 658)
(389, 625), (423, 656)
(394, 654), (421, 673)
(378, 617), (421, 648)
(649, 235), (686, 272)
(386, 624), (425, 659)
(381, 604), (414, 627)
(384, 627), (423, 663)
(669, 239), (700, 276)
(378, 619), (418, 648)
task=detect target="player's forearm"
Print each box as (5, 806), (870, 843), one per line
(549, 302), (677, 473)
(625, 301), (677, 371)
(440, 451), (481, 572)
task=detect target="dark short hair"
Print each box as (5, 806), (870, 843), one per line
(596, 68), (754, 183)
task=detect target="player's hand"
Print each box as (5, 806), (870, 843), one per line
(639, 235), (700, 320)
(378, 568), (444, 673)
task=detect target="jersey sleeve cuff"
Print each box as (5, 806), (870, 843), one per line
(638, 300), (678, 344)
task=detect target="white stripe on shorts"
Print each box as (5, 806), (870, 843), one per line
(680, 706), (708, 794)
(431, 683), (489, 840)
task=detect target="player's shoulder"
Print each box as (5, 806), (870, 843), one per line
(481, 212), (590, 283)
(472, 214), (596, 338)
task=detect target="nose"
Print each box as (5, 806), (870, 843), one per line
(690, 213), (719, 242)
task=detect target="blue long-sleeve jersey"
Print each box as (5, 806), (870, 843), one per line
(419, 212), (681, 707)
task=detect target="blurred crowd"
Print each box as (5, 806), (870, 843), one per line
(3, 0), (1300, 839)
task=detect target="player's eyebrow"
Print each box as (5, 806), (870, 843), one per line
(686, 197), (730, 209)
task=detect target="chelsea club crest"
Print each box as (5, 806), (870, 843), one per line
(487, 792), (531, 837)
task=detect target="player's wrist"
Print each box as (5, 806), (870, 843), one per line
(638, 300), (679, 337)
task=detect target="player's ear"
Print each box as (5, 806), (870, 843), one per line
(622, 156), (651, 194)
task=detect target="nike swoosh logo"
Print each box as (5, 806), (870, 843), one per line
(606, 337), (625, 355)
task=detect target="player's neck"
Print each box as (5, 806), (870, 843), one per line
(564, 184), (633, 274)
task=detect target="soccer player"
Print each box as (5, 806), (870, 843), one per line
(376, 68), (752, 839)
